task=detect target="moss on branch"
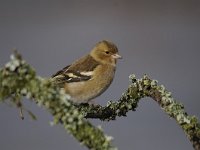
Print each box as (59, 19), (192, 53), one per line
(78, 75), (200, 150)
(0, 51), (200, 150)
(0, 51), (116, 150)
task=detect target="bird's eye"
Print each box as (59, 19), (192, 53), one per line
(105, 51), (110, 54)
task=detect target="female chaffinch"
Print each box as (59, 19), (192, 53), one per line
(51, 40), (122, 103)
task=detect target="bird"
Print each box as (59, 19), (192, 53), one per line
(51, 40), (122, 103)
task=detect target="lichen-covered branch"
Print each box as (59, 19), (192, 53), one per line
(0, 51), (200, 150)
(0, 51), (116, 150)
(78, 75), (200, 150)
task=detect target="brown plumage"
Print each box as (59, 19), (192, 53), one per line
(51, 40), (122, 103)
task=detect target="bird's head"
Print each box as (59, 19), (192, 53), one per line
(90, 40), (122, 66)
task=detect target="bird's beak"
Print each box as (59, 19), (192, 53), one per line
(112, 53), (122, 59)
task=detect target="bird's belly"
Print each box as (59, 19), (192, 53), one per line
(65, 75), (113, 103)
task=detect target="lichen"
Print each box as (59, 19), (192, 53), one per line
(1, 51), (200, 150)
(0, 51), (116, 150)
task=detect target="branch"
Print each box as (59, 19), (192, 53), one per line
(78, 75), (200, 150)
(0, 51), (116, 150)
(0, 51), (200, 150)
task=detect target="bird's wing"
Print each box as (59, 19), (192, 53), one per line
(51, 65), (70, 78)
(51, 55), (99, 87)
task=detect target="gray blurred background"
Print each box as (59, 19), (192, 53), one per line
(0, 0), (200, 150)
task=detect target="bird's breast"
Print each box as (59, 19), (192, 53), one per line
(65, 65), (116, 103)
